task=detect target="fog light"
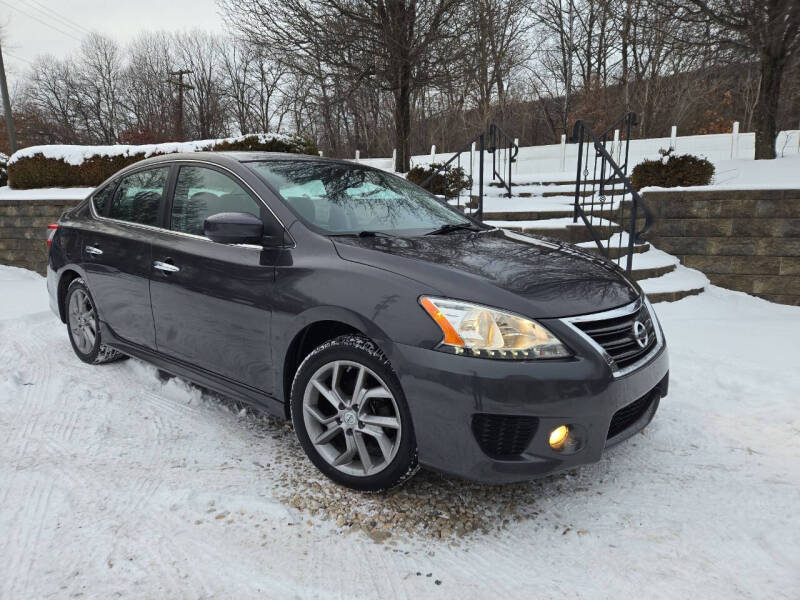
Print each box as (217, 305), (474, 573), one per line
(549, 425), (569, 450)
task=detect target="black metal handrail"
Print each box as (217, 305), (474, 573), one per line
(570, 113), (654, 274)
(418, 123), (519, 220)
(487, 123), (519, 197)
(419, 131), (485, 218)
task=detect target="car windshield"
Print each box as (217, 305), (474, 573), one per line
(246, 159), (472, 235)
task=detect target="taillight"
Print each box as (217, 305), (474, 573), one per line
(46, 223), (58, 247)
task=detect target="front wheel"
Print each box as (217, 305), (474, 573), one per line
(65, 278), (125, 365)
(290, 335), (418, 492)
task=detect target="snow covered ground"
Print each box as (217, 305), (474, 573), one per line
(1, 265), (799, 599)
(361, 130), (800, 186)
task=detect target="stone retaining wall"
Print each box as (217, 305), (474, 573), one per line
(0, 199), (82, 275)
(643, 189), (800, 305)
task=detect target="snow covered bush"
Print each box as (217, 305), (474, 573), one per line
(0, 152), (7, 187)
(406, 163), (471, 198)
(630, 148), (714, 190)
(7, 133), (318, 189)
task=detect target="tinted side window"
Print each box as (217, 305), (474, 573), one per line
(92, 182), (116, 216)
(171, 166), (262, 236)
(109, 167), (170, 226)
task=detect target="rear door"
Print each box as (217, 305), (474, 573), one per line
(149, 163), (277, 392)
(82, 166), (170, 350)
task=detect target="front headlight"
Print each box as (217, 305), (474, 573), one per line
(419, 296), (570, 359)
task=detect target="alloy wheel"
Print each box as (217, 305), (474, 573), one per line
(68, 288), (97, 355)
(302, 360), (402, 477)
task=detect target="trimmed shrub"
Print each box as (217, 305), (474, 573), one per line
(0, 153), (7, 187)
(630, 148), (714, 190)
(406, 163), (472, 197)
(7, 133), (318, 189)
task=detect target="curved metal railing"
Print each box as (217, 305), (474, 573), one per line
(571, 113), (654, 274)
(419, 123), (519, 220)
(487, 123), (519, 197)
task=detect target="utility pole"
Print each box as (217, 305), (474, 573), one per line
(166, 70), (194, 141)
(0, 41), (17, 153)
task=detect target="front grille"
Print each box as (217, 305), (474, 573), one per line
(471, 414), (538, 459)
(607, 393), (654, 439)
(573, 302), (657, 371)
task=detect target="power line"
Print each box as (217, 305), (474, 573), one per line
(3, 51), (34, 67)
(22, 0), (94, 37)
(0, 0), (83, 42)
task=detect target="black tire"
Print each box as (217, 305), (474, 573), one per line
(65, 278), (126, 365)
(290, 334), (419, 492)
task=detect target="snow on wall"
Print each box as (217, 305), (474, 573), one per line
(7, 133), (298, 166)
(359, 129), (800, 179)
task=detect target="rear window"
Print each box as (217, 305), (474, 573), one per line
(109, 167), (170, 227)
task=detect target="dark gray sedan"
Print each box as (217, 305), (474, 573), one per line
(47, 152), (668, 491)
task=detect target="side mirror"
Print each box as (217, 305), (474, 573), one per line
(204, 212), (264, 245)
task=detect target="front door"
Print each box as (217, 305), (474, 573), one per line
(149, 164), (276, 392)
(83, 167), (170, 350)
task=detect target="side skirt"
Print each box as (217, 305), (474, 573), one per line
(100, 321), (286, 419)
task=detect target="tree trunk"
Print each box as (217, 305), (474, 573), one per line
(393, 79), (412, 173)
(754, 51), (783, 160)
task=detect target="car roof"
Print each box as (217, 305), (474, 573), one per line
(95, 151), (379, 194)
(128, 151), (359, 168)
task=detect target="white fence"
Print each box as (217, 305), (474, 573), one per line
(357, 126), (800, 180)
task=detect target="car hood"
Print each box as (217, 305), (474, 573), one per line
(332, 228), (640, 318)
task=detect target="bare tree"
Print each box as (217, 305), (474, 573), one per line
(120, 32), (177, 142)
(220, 0), (467, 172)
(669, 0), (800, 159)
(23, 56), (82, 143)
(251, 50), (290, 133)
(531, 0), (579, 135)
(461, 0), (532, 127)
(220, 39), (256, 135)
(175, 31), (228, 139)
(10, 3), (799, 159)
(74, 33), (123, 143)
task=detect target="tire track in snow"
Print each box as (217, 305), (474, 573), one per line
(0, 477), (56, 599)
(0, 317), (199, 597)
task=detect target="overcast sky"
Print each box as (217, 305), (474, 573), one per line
(1, 0), (225, 87)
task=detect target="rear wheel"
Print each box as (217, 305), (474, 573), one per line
(65, 278), (125, 365)
(290, 335), (418, 492)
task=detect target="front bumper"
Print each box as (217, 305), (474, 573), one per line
(385, 309), (669, 484)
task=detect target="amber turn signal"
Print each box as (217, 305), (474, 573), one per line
(420, 296), (466, 347)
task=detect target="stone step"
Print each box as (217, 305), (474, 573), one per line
(482, 203), (634, 222)
(482, 210), (574, 221)
(542, 189), (591, 198)
(637, 263), (709, 303)
(582, 242), (651, 259)
(504, 224), (621, 244)
(646, 288), (704, 303)
(489, 178), (627, 188)
(630, 263), (677, 281)
(542, 187), (631, 198)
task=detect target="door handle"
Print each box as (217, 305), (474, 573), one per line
(85, 245), (103, 255)
(153, 260), (180, 273)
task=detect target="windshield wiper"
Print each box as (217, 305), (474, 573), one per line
(425, 223), (482, 235)
(330, 230), (396, 238)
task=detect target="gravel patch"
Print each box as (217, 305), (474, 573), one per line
(231, 403), (578, 542)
